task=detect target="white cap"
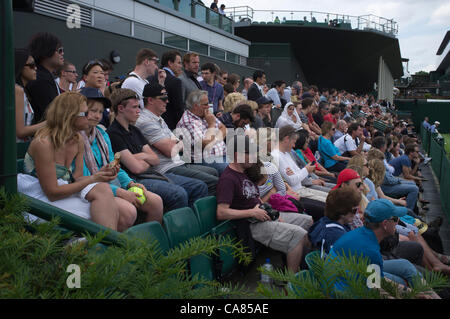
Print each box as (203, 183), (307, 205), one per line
(435, 121), (440, 125)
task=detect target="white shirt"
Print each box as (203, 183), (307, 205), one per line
(334, 134), (371, 154)
(121, 72), (148, 109)
(271, 148), (308, 191)
(266, 88), (281, 106)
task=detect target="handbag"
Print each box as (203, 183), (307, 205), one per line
(268, 193), (298, 213)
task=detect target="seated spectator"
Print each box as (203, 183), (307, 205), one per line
(176, 90), (228, 175)
(219, 103), (254, 129)
(216, 134), (313, 272)
(252, 96), (273, 129)
(275, 102), (303, 131)
(328, 199), (440, 297)
(318, 121), (350, 173)
(80, 87), (163, 227)
(17, 92), (122, 230)
(223, 92), (246, 113)
(106, 88), (208, 211)
(136, 83), (219, 195)
(247, 70), (265, 102)
(223, 83), (235, 98)
(293, 129), (337, 183)
(241, 77), (253, 99)
(368, 148), (420, 214)
(323, 106), (340, 125)
(226, 73), (241, 92)
(297, 97), (319, 138)
(308, 187), (361, 256)
(26, 32), (64, 124)
(81, 60), (106, 92)
(312, 101), (329, 128)
(389, 144), (425, 186)
(55, 61), (78, 93)
(333, 122), (371, 157)
(271, 126), (327, 221)
(14, 48), (46, 142)
(265, 80), (286, 110)
(200, 62), (224, 115)
(332, 120), (347, 143)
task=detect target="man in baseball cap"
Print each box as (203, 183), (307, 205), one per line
(332, 168), (364, 192)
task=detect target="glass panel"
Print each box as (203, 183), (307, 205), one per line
(226, 52), (238, 64)
(164, 32), (188, 49)
(134, 23), (162, 43)
(222, 16), (232, 33)
(194, 3), (207, 23)
(209, 10), (220, 28)
(210, 47), (225, 60)
(189, 40), (208, 55)
(178, 0), (193, 17)
(239, 56), (247, 66)
(94, 11), (131, 36)
(157, 0), (175, 10)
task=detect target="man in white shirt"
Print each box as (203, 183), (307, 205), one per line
(270, 126), (327, 220)
(333, 122), (370, 157)
(121, 48), (166, 108)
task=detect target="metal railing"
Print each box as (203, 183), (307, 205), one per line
(224, 6), (398, 37)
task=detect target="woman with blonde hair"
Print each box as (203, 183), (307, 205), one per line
(223, 92), (246, 113)
(17, 92), (123, 231)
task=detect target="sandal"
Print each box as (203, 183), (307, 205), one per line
(436, 253), (450, 266)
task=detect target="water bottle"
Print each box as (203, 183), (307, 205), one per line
(260, 258), (273, 286)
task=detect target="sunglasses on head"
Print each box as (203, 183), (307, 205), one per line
(119, 94), (139, 105)
(83, 60), (104, 73)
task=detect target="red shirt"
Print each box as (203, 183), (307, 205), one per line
(323, 113), (337, 125)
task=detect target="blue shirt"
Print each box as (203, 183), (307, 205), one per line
(422, 121), (431, 130)
(364, 178), (378, 202)
(200, 80), (224, 113)
(308, 216), (351, 255)
(318, 135), (341, 168)
(389, 154), (411, 177)
(329, 227), (384, 277)
(430, 125), (437, 133)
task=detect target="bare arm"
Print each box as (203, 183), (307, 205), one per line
(15, 86), (46, 139)
(217, 203), (269, 222)
(119, 148), (158, 175)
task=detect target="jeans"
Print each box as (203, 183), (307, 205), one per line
(138, 173), (208, 212)
(383, 258), (421, 287)
(381, 181), (419, 211)
(196, 156), (228, 176)
(167, 164), (218, 195)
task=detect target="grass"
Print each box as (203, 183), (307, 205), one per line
(443, 134), (450, 155)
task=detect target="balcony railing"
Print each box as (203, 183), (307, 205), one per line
(151, 0), (233, 33)
(224, 6), (398, 37)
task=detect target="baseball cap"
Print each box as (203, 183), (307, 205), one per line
(435, 121), (440, 125)
(256, 96), (272, 105)
(142, 83), (167, 98)
(79, 87), (111, 109)
(364, 198), (407, 223)
(332, 168), (361, 190)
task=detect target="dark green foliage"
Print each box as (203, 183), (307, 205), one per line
(257, 250), (449, 299)
(0, 188), (252, 299)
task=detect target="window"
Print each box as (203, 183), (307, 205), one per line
(164, 32), (188, 50)
(134, 23), (162, 43)
(210, 47), (225, 60)
(189, 40), (208, 55)
(226, 51), (239, 64)
(93, 10), (131, 36)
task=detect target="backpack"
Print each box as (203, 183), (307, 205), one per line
(107, 73), (138, 95)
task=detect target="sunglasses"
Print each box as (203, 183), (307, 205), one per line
(65, 70), (77, 74)
(149, 57), (159, 63)
(156, 95), (169, 102)
(390, 216), (399, 223)
(24, 62), (36, 69)
(56, 47), (64, 54)
(77, 111), (87, 117)
(355, 182), (363, 188)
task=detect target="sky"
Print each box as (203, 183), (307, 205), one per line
(221, 0), (449, 75)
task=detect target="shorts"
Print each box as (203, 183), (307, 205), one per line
(250, 212), (313, 254)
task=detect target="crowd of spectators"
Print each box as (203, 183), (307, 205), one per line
(14, 31), (449, 298)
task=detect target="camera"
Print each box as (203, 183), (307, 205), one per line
(248, 203), (280, 223)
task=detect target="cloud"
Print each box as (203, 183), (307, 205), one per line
(429, 3), (450, 26)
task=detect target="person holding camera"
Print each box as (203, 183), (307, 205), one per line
(216, 135), (313, 273)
